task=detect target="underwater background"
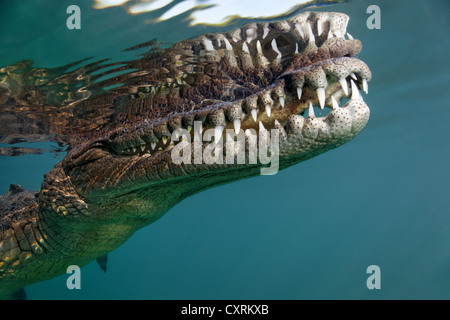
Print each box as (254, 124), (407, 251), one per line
(0, 0), (449, 299)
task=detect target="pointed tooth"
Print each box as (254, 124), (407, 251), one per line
(214, 125), (224, 144)
(158, 147), (162, 151)
(346, 32), (354, 40)
(297, 87), (302, 100)
(351, 80), (362, 100)
(233, 119), (241, 134)
(271, 38), (282, 59)
(308, 102), (315, 118)
(279, 96), (285, 108)
(224, 38), (232, 51)
(242, 42), (250, 54)
(162, 136), (168, 144)
(316, 88), (325, 110)
(151, 142), (156, 150)
(294, 43), (298, 54)
(274, 119), (280, 126)
(203, 38), (214, 51)
(327, 30), (333, 40)
(331, 96), (340, 110)
(362, 78), (369, 94)
(251, 109), (257, 122)
(339, 78), (349, 96)
(256, 40), (263, 55)
(262, 26), (270, 39)
(294, 23), (305, 38)
(265, 105), (271, 117)
(317, 20), (323, 36)
(140, 145), (145, 152)
(306, 23), (315, 43)
(132, 147), (136, 153)
(350, 73), (357, 80)
(188, 125), (192, 132)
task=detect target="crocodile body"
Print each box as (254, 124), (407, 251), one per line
(0, 12), (371, 298)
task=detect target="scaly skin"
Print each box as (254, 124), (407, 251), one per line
(0, 12), (371, 298)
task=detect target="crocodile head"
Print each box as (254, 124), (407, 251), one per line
(0, 11), (373, 298)
(42, 11), (371, 233)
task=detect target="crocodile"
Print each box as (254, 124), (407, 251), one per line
(0, 11), (371, 299)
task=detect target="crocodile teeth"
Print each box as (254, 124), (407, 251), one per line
(187, 125), (192, 132)
(295, 23), (305, 38)
(214, 125), (224, 144)
(132, 147), (136, 153)
(362, 78), (369, 94)
(151, 142), (156, 150)
(297, 87), (302, 100)
(224, 38), (232, 50)
(339, 78), (349, 96)
(233, 119), (241, 134)
(140, 145), (145, 152)
(317, 20), (323, 36)
(316, 88), (325, 110)
(256, 40), (263, 55)
(251, 109), (257, 122)
(242, 42), (250, 54)
(327, 30), (333, 40)
(262, 26), (270, 39)
(162, 136), (168, 144)
(203, 39), (214, 51)
(331, 96), (340, 110)
(306, 23), (315, 43)
(271, 38), (282, 59)
(308, 102), (315, 118)
(265, 105), (271, 117)
(351, 79), (362, 100)
(279, 96), (285, 108)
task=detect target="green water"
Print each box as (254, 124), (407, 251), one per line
(1, 0), (449, 299)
